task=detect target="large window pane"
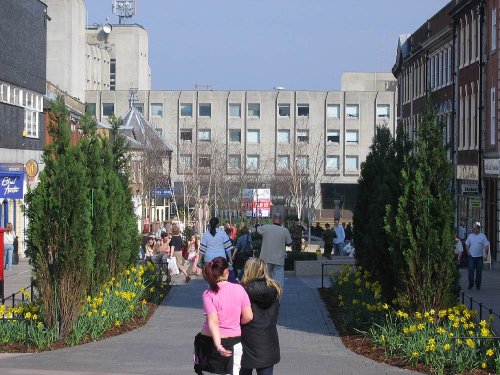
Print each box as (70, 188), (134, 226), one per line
(199, 156), (211, 168)
(246, 155), (260, 170)
(278, 104), (290, 117)
(326, 156), (339, 172)
(86, 103), (96, 116)
(180, 103), (192, 117)
(229, 129), (241, 143)
(151, 103), (163, 117)
(277, 155), (290, 170)
(327, 130), (340, 144)
(247, 129), (260, 143)
(102, 103), (114, 116)
(179, 154), (192, 169)
(297, 156), (309, 171)
(248, 103), (260, 117)
(346, 130), (359, 144)
(198, 129), (211, 141)
(297, 104), (309, 117)
(346, 105), (359, 118)
(229, 103), (241, 117)
(277, 130), (290, 144)
(376, 104), (390, 118)
(297, 129), (309, 143)
(327, 104), (340, 118)
(199, 103), (211, 117)
(180, 129), (192, 142)
(228, 154), (241, 169)
(345, 156), (358, 170)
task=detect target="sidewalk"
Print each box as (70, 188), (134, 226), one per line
(0, 272), (418, 374)
(3, 257), (32, 300)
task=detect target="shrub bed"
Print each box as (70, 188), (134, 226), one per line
(284, 251), (317, 271)
(325, 265), (500, 374)
(0, 262), (167, 350)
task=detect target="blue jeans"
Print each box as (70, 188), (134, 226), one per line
(467, 255), (483, 289)
(267, 263), (284, 287)
(240, 366), (274, 375)
(4, 244), (13, 270)
(334, 242), (345, 256)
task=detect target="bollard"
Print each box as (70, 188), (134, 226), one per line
(0, 227), (6, 300)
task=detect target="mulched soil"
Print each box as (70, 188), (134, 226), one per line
(0, 299), (162, 354)
(318, 288), (492, 375)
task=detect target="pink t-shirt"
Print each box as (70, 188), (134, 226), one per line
(202, 282), (251, 337)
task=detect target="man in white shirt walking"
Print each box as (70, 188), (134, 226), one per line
(465, 222), (490, 290)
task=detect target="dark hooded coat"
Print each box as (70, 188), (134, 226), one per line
(241, 279), (280, 369)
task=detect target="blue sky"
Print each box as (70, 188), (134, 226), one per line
(84, 0), (448, 91)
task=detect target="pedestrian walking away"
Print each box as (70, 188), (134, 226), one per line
(194, 257), (253, 375)
(199, 217), (234, 266)
(465, 222), (489, 290)
(240, 258), (281, 375)
(170, 225), (191, 283)
(257, 213), (292, 287)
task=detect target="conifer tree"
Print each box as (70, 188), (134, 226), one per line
(26, 97), (93, 337)
(385, 102), (458, 312)
(353, 125), (408, 300)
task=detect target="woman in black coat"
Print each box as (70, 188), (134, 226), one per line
(240, 258), (281, 375)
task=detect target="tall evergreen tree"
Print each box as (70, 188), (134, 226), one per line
(353, 125), (409, 300)
(26, 97), (93, 337)
(385, 102), (458, 312)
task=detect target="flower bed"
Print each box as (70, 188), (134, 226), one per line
(323, 265), (500, 374)
(0, 262), (168, 351)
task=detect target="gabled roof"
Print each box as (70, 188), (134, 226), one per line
(392, 34), (411, 75)
(119, 107), (173, 152)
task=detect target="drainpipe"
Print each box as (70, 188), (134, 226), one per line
(477, 1), (485, 199)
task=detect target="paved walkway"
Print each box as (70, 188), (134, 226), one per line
(2, 263), (500, 374)
(0, 272), (418, 374)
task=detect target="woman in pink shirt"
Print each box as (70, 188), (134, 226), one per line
(195, 257), (253, 375)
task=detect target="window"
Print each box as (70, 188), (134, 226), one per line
(492, 9), (497, 51)
(247, 129), (260, 143)
(198, 155), (211, 168)
(102, 103), (114, 116)
(248, 103), (260, 117)
(228, 155), (241, 169)
(297, 104), (309, 117)
(326, 156), (339, 172)
(491, 87), (496, 145)
(296, 129), (309, 143)
(24, 109), (38, 138)
(198, 129), (211, 141)
(345, 156), (359, 170)
(134, 103), (144, 114)
(229, 103), (241, 117)
(199, 103), (211, 117)
(376, 104), (390, 118)
(278, 103), (290, 117)
(179, 154), (192, 169)
(151, 103), (163, 117)
(277, 130), (290, 144)
(110, 58), (116, 90)
(155, 128), (163, 137)
(229, 129), (241, 143)
(327, 130), (340, 144)
(180, 103), (193, 117)
(297, 156), (309, 172)
(86, 103), (96, 116)
(246, 155), (260, 170)
(276, 155), (290, 170)
(327, 104), (340, 118)
(346, 130), (359, 144)
(180, 129), (192, 142)
(346, 105), (359, 118)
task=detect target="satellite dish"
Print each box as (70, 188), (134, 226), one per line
(102, 23), (112, 34)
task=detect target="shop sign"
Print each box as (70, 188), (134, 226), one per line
(25, 159), (39, 177)
(456, 165), (479, 181)
(0, 170), (24, 199)
(461, 182), (479, 194)
(484, 159), (500, 175)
